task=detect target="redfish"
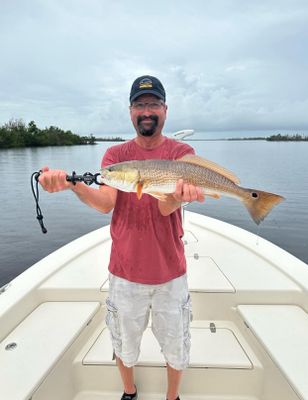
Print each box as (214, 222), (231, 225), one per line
(100, 155), (285, 224)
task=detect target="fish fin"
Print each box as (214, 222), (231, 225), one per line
(147, 192), (168, 201)
(207, 193), (221, 199)
(242, 189), (285, 224)
(178, 155), (240, 184)
(136, 182), (143, 200)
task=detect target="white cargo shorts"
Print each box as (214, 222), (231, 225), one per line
(105, 273), (192, 370)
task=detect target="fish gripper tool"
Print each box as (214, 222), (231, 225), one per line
(66, 171), (103, 186)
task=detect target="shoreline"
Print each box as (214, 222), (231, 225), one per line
(2, 135), (308, 150)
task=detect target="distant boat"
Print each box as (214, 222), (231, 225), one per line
(1, 210), (308, 400)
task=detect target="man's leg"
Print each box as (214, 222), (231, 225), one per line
(166, 364), (182, 400)
(151, 274), (191, 400)
(106, 274), (151, 397)
(116, 356), (136, 394)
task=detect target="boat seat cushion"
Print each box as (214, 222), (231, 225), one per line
(0, 301), (100, 400)
(238, 305), (308, 400)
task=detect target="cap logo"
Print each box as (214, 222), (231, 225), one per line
(139, 78), (153, 89)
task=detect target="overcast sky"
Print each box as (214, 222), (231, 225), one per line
(1, 0), (308, 137)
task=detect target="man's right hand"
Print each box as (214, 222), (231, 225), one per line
(38, 166), (73, 193)
(38, 166), (117, 214)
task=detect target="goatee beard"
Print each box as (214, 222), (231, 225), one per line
(137, 115), (158, 137)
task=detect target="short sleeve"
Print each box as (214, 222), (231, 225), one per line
(172, 142), (195, 160)
(101, 147), (118, 168)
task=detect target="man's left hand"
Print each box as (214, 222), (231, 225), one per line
(172, 179), (205, 203)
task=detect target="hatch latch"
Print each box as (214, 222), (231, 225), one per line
(210, 322), (216, 333)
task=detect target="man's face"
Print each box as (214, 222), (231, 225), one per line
(130, 94), (167, 137)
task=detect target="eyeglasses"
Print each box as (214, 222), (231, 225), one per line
(131, 101), (165, 111)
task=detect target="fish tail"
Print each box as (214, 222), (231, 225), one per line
(241, 189), (285, 224)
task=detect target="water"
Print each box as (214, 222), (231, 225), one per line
(0, 140), (307, 287)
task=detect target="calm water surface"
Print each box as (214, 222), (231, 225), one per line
(0, 140), (307, 286)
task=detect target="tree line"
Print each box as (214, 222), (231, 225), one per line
(266, 133), (308, 141)
(228, 134), (308, 141)
(0, 119), (96, 148)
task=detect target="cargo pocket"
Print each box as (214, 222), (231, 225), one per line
(105, 298), (122, 354)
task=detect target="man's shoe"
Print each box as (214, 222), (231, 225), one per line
(121, 387), (138, 400)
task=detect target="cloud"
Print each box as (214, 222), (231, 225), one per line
(0, 0), (308, 136)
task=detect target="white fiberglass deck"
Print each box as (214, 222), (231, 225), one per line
(1, 212), (308, 400)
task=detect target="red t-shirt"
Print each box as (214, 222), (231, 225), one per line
(101, 137), (195, 284)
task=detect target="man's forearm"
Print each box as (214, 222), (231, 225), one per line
(158, 195), (182, 216)
(71, 183), (116, 213)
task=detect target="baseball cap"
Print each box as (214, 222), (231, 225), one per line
(130, 75), (166, 103)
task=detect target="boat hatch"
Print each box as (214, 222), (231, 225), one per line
(83, 324), (252, 369)
(238, 305), (308, 400)
(182, 230), (198, 245)
(186, 255), (235, 293)
(0, 301), (100, 400)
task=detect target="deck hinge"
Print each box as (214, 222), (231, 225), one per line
(210, 322), (216, 333)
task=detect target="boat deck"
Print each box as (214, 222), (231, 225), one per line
(1, 212), (308, 400)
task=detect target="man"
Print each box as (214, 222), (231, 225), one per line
(39, 75), (204, 400)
